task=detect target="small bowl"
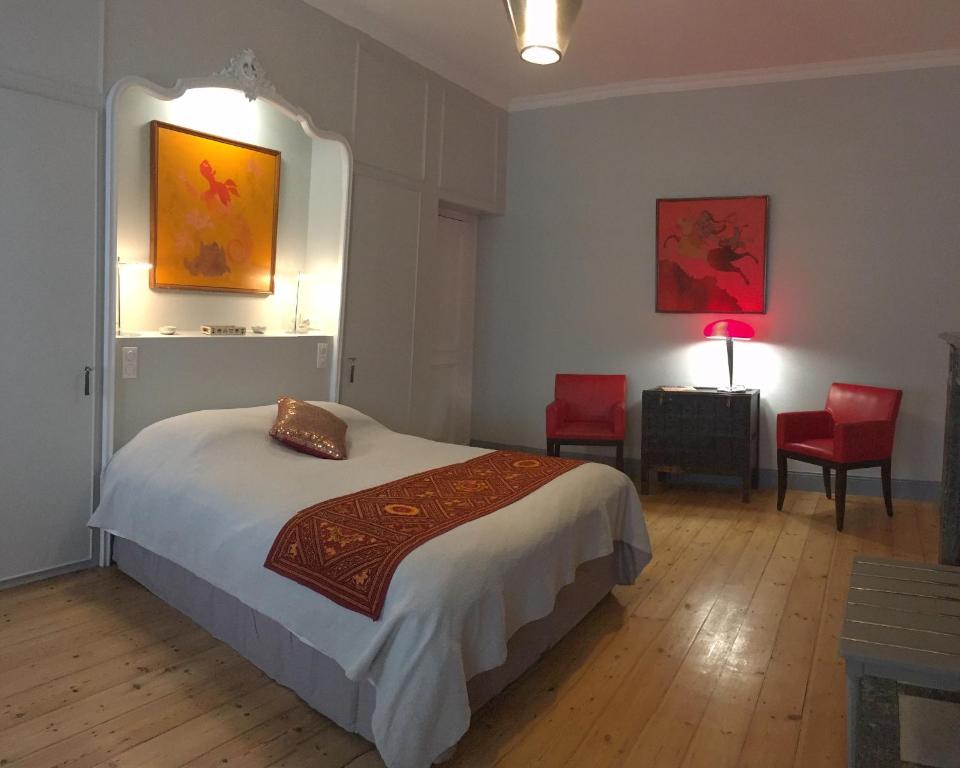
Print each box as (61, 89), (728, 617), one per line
(159, 325), (177, 335)
(251, 325), (267, 334)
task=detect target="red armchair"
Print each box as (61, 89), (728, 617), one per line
(777, 383), (903, 531)
(546, 374), (627, 470)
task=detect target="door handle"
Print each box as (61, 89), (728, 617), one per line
(83, 365), (93, 397)
(347, 357), (357, 384)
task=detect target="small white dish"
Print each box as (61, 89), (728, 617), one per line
(159, 325), (177, 335)
(251, 325), (267, 334)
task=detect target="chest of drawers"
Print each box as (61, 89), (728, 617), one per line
(640, 387), (760, 502)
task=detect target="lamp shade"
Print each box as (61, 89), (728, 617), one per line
(503, 0), (583, 65)
(703, 319), (755, 341)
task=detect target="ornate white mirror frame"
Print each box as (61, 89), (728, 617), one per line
(101, 52), (353, 563)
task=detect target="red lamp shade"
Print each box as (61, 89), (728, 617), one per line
(703, 319), (755, 341)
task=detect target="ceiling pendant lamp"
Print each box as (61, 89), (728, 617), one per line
(504, 0), (583, 65)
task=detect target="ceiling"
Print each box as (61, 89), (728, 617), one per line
(303, 0), (960, 108)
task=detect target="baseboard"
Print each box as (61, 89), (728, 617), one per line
(0, 558), (97, 591)
(759, 469), (939, 502)
(471, 440), (941, 502)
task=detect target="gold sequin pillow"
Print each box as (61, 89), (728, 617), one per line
(269, 397), (348, 460)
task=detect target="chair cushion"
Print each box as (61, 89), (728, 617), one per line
(548, 420), (618, 440)
(826, 383), (902, 425)
(554, 374), (627, 422)
(782, 438), (836, 462)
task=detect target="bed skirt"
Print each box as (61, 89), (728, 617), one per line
(113, 537), (621, 757)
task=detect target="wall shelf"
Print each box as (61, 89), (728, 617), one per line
(115, 330), (332, 339)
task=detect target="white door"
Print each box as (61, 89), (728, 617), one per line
(339, 173), (422, 433)
(0, 87), (98, 582)
(410, 210), (477, 444)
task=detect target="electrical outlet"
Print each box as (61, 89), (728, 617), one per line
(121, 346), (138, 379)
(316, 341), (329, 369)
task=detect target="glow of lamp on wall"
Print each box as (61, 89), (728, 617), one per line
(116, 260), (153, 336)
(703, 319), (755, 392)
(292, 272), (315, 334)
(503, 0), (583, 65)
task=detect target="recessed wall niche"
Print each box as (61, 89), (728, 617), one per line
(113, 85), (349, 338)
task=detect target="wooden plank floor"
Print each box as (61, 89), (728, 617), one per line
(0, 488), (938, 767)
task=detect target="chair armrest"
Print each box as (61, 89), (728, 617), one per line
(777, 410), (833, 448)
(611, 402), (626, 439)
(546, 400), (565, 434)
(834, 420), (895, 462)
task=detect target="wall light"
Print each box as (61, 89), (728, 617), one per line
(292, 272), (315, 334)
(503, 0), (583, 65)
(116, 260), (153, 336)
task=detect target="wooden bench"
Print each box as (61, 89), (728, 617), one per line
(841, 557), (960, 766)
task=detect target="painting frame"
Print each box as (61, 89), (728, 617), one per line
(150, 120), (281, 295)
(655, 195), (769, 314)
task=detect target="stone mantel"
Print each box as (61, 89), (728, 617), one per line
(939, 334), (960, 565)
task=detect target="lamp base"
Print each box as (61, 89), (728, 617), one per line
(717, 384), (747, 392)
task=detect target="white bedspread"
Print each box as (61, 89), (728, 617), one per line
(89, 403), (651, 768)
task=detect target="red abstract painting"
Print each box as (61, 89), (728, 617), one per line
(656, 196), (768, 313)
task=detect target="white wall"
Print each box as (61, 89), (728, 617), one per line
(473, 67), (960, 485)
(115, 85), (345, 334)
(304, 138), (348, 335)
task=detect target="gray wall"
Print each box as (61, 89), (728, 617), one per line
(473, 67), (960, 484)
(114, 336), (334, 449)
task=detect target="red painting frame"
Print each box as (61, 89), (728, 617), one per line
(656, 195), (769, 314)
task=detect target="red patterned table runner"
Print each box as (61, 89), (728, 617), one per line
(264, 451), (584, 619)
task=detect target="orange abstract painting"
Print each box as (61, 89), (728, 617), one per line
(150, 121), (281, 294)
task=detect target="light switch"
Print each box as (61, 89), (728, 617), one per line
(121, 346), (138, 379)
(316, 341), (329, 369)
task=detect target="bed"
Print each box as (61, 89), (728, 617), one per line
(89, 402), (651, 768)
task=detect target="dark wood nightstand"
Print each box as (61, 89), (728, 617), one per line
(640, 387), (760, 502)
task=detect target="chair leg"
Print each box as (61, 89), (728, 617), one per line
(823, 466), (832, 499)
(777, 450), (787, 511)
(835, 467), (848, 531)
(881, 458), (894, 517)
(615, 442), (624, 471)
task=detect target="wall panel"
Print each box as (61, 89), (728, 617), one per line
(339, 173), (422, 432)
(104, 0), (359, 141)
(354, 46), (429, 181)
(114, 336), (334, 448)
(440, 86), (503, 210)
(0, 0), (103, 98)
(0, 87), (98, 581)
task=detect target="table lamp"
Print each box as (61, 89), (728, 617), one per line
(703, 319), (754, 391)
